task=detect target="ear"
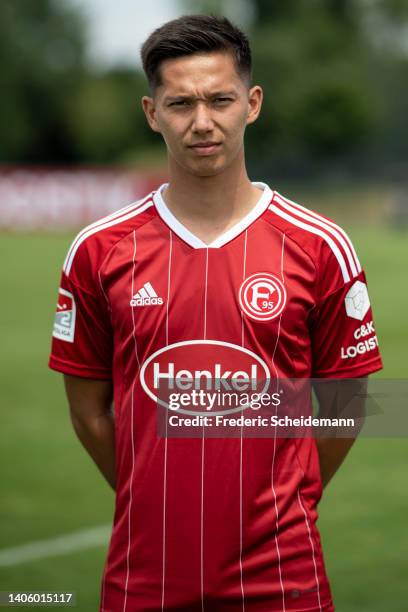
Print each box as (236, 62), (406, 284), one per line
(142, 96), (161, 133)
(246, 85), (263, 126)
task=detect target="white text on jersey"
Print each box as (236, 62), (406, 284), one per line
(130, 282), (164, 307)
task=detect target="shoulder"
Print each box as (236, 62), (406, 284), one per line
(62, 191), (156, 279)
(265, 190), (362, 284)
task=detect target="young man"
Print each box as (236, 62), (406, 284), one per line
(49, 15), (382, 612)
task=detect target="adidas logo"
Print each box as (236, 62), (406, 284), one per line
(130, 282), (164, 307)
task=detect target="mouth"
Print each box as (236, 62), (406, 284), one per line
(188, 142), (222, 156)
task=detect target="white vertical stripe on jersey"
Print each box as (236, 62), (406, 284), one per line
(270, 232), (286, 611)
(161, 423), (168, 612)
(63, 193), (153, 274)
(239, 230), (248, 612)
(269, 204), (351, 283)
(239, 426), (245, 610)
(297, 490), (323, 611)
(278, 229), (323, 608)
(280, 233), (285, 280)
(98, 270), (111, 312)
(274, 193), (360, 277)
(166, 232), (172, 347)
(201, 424), (205, 612)
(161, 230), (172, 612)
(201, 248), (209, 612)
(203, 248), (209, 341)
(98, 263), (112, 612)
(275, 192), (361, 273)
(63, 199), (153, 276)
(123, 231), (140, 612)
(241, 230), (248, 348)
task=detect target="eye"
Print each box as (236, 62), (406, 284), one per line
(169, 100), (189, 107)
(214, 97), (233, 105)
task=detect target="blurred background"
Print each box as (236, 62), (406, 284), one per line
(1, 0), (407, 610)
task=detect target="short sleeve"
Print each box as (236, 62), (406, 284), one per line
(48, 246), (113, 379)
(309, 256), (383, 379)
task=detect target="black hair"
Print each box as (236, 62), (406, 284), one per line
(141, 14), (252, 91)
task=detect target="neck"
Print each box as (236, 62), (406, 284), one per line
(164, 149), (261, 230)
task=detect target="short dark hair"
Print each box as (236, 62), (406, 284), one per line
(141, 15), (252, 92)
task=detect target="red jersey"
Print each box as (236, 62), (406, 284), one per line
(49, 183), (382, 612)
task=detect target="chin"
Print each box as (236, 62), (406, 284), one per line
(193, 168), (223, 178)
(186, 159), (228, 178)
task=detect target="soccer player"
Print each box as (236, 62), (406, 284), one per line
(49, 15), (383, 612)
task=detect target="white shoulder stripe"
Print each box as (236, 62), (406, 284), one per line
(282, 193), (362, 271)
(275, 193), (361, 273)
(64, 200), (153, 276)
(269, 204), (351, 282)
(63, 193), (153, 274)
(274, 193), (360, 277)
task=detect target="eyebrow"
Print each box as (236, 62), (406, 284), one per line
(164, 91), (238, 103)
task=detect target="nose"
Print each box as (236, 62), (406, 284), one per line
(191, 102), (214, 133)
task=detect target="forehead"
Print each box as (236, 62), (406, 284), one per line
(157, 52), (244, 96)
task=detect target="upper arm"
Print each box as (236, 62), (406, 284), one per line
(49, 238), (113, 380)
(64, 374), (113, 423)
(309, 239), (382, 378)
(313, 377), (368, 436)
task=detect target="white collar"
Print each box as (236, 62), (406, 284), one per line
(153, 182), (273, 249)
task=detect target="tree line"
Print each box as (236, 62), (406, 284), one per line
(1, 0), (407, 179)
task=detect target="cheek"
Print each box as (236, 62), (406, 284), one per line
(157, 126), (181, 153)
(226, 113), (247, 147)
(160, 118), (188, 148)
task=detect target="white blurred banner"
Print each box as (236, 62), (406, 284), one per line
(0, 168), (164, 230)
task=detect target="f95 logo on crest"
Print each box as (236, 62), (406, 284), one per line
(239, 273), (287, 322)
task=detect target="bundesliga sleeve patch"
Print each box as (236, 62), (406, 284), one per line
(53, 288), (76, 343)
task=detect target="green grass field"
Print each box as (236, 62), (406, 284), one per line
(1, 220), (407, 611)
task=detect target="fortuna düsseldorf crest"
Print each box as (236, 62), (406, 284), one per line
(239, 273), (287, 321)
